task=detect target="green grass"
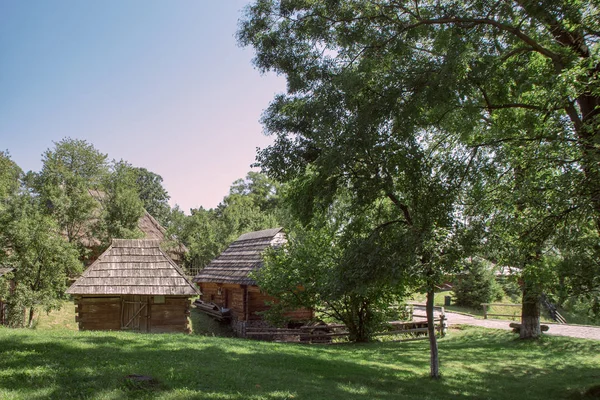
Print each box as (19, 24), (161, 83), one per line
(32, 300), (78, 331)
(1, 324), (599, 400)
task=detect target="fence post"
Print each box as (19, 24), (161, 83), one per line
(439, 314), (447, 337)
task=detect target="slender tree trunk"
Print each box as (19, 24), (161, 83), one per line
(520, 282), (542, 339)
(27, 307), (35, 328)
(426, 288), (440, 379)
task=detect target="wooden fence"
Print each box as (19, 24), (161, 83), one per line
(245, 304), (447, 343)
(481, 303), (521, 320)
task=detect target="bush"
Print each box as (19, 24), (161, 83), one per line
(453, 258), (504, 308)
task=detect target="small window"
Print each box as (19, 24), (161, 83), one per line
(154, 296), (165, 304)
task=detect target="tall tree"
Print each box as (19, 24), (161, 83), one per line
(240, 1), (482, 377)
(94, 161), (145, 246)
(131, 167), (171, 226)
(0, 151), (22, 201)
(239, 0), (600, 342)
(0, 193), (81, 327)
(33, 138), (109, 255)
(229, 171), (280, 212)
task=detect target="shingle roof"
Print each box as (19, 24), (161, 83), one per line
(192, 228), (285, 285)
(67, 239), (198, 296)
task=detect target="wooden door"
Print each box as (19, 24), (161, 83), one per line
(121, 295), (149, 332)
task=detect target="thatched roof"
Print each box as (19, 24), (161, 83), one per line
(67, 239), (197, 296)
(0, 268), (14, 277)
(192, 228), (285, 286)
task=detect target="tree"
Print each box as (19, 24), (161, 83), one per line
(33, 138), (109, 256)
(170, 173), (283, 273)
(453, 258), (503, 309)
(257, 200), (409, 342)
(131, 167), (171, 226)
(94, 161), (145, 246)
(240, 1), (484, 377)
(239, 0), (600, 342)
(0, 151), (22, 201)
(229, 171), (280, 212)
(0, 193), (81, 327)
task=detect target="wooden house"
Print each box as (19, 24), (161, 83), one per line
(0, 267), (14, 326)
(67, 239), (198, 333)
(192, 228), (313, 336)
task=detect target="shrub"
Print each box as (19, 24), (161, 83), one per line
(453, 258), (504, 308)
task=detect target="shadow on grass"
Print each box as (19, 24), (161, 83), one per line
(0, 327), (599, 400)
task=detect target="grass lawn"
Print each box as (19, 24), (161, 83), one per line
(1, 323), (599, 400)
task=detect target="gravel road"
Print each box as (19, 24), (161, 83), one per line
(444, 312), (600, 340)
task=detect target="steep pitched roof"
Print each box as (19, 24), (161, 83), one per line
(192, 227), (285, 286)
(67, 239), (197, 296)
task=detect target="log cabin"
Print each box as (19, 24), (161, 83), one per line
(67, 239), (198, 333)
(192, 228), (313, 336)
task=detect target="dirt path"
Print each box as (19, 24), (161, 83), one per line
(444, 312), (600, 340)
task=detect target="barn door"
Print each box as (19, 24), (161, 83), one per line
(121, 295), (149, 332)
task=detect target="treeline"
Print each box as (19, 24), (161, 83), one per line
(0, 138), (281, 326)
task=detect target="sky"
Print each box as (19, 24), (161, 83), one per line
(0, 1), (286, 212)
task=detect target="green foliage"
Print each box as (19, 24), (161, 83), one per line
(552, 223), (600, 318)
(169, 172), (283, 272)
(32, 138), (109, 253)
(131, 167), (171, 226)
(229, 171), (280, 212)
(239, 0), (600, 342)
(0, 151), (22, 201)
(256, 202), (411, 342)
(94, 160), (145, 246)
(453, 258), (504, 309)
(0, 194), (81, 327)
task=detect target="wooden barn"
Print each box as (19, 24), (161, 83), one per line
(0, 267), (15, 325)
(192, 228), (313, 336)
(67, 239), (198, 333)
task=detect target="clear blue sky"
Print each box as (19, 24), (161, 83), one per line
(0, 1), (286, 212)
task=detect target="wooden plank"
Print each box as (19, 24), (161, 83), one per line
(80, 297), (121, 304)
(486, 313), (521, 318)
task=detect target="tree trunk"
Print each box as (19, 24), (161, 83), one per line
(426, 288), (440, 379)
(27, 307), (35, 328)
(520, 283), (542, 339)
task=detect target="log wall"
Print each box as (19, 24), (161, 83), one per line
(74, 295), (191, 333)
(199, 283), (313, 324)
(76, 297), (121, 331)
(149, 297), (191, 333)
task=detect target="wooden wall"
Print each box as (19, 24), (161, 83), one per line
(149, 297), (190, 333)
(247, 286), (272, 321)
(75, 297), (121, 331)
(199, 283), (244, 319)
(199, 283), (313, 323)
(74, 295), (191, 333)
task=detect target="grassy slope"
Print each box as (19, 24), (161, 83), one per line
(1, 323), (599, 400)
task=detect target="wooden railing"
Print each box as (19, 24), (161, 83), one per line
(244, 305), (447, 343)
(481, 303), (521, 319)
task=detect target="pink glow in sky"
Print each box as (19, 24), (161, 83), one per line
(0, 1), (286, 212)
